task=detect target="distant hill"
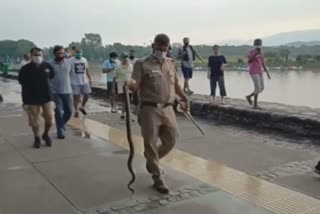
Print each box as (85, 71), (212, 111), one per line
(284, 41), (320, 47)
(263, 29), (320, 46)
(216, 29), (320, 47)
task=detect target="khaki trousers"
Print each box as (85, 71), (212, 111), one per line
(138, 105), (178, 179)
(23, 101), (54, 136)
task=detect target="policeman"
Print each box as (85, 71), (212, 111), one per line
(128, 34), (189, 194)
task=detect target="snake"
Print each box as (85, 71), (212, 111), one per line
(123, 84), (136, 194)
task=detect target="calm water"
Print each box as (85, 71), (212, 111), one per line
(95, 68), (320, 108)
(183, 69), (320, 108)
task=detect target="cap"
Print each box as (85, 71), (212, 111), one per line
(120, 52), (129, 58)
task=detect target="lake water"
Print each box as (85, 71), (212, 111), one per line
(95, 68), (320, 108)
(184, 69), (320, 108)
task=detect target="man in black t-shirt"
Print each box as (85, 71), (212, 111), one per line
(19, 47), (55, 149)
(208, 45), (227, 103)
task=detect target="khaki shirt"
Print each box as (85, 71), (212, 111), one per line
(132, 55), (177, 104)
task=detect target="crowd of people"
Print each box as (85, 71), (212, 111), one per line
(18, 46), (92, 147)
(8, 33), (319, 194)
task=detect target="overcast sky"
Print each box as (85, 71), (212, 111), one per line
(1, 0), (320, 47)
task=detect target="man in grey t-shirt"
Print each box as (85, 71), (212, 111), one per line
(177, 37), (204, 95)
(49, 46), (73, 139)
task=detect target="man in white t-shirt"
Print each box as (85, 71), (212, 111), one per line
(69, 48), (92, 118)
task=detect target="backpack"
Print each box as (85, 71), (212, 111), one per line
(182, 45), (196, 61)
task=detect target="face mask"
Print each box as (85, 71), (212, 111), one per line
(255, 45), (262, 49)
(184, 42), (189, 46)
(32, 56), (43, 64)
(75, 53), (82, 59)
(153, 50), (167, 61)
(129, 56), (134, 60)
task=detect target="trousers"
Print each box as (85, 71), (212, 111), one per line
(53, 94), (73, 136)
(210, 75), (227, 97)
(138, 105), (178, 179)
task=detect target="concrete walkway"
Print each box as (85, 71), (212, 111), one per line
(0, 105), (319, 213)
(1, 77), (320, 214)
(1, 103), (277, 214)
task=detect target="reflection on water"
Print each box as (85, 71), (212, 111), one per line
(187, 69), (320, 108)
(96, 69), (320, 108)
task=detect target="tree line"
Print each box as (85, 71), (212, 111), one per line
(1, 33), (320, 66)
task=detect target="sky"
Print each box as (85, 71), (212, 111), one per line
(1, 0), (320, 47)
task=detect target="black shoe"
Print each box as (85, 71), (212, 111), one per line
(79, 108), (87, 115)
(153, 179), (170, 194)
(315, 162), (320, 175)
(33, 137), (41, 149)
(74, 112), (79, 118)
(146, 161), (153, 174)
(42, 133), (52, 147)
(57, 134), (65, 140)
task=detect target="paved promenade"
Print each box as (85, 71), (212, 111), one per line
(1, 77), (320, 214)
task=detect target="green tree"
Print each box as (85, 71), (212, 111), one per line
(0, 40), (36, 59)
(68, 42), (81, 49)
(314, 55), (320, 61)
(237, 58), (244, 64)
(16, 40), (36, 57)
(296, 54), (313, 65)
(82, 33), (103, 48)
(279, 49), (290, 63)
(264, 52), (277, 58)
(80, 34), (104, 61)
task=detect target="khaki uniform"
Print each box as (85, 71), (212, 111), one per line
(132, 56), (178, 179)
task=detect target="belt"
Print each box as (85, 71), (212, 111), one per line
(141, 102), (173, 108)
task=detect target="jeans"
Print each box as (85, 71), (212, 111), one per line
(53, 94), (73, 136)
(210, 76), (227, 97)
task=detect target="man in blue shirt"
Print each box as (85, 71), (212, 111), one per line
(102, 52), (119, 113)
(49, 46), (73, 139)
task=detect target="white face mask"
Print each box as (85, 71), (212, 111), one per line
(32, 56), (43, 64)
(153, 50), (167, 61)
(255, 45), (262, 49)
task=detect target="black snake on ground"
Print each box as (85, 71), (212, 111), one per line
(123, 84), (136, 194)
